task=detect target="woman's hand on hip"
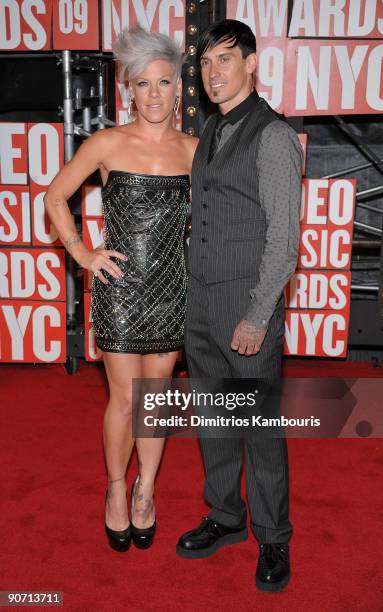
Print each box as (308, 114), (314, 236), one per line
(80, 248), (127, 285)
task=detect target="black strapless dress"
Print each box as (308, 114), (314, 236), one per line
(91, 170), (189, 353)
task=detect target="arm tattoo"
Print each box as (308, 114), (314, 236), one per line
(54, 197), (67, 208)
(64, 234), (81, 253)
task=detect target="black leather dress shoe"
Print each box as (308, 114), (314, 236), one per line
(176, 517), (248, 559)
(255, 543), (290, 592)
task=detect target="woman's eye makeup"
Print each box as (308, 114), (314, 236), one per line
(135, 78), (172, 87)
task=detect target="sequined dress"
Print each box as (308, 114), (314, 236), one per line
(91, 170), (189, 353)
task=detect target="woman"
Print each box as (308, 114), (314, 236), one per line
(44, 26), (198, 552)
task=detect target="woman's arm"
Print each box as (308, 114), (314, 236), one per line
(184, 135), (199, 217)
(44, 130), (125, 283)
(184, 134), (199, 172)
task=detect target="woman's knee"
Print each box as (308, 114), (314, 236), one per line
(108, 391), (134, 422)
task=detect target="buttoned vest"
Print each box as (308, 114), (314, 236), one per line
(188, 98), (280, 284)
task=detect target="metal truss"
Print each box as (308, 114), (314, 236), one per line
(321, 117), (383, 311)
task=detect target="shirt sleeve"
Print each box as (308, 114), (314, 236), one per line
(243, 120), (303, 328)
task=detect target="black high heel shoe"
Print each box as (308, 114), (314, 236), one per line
(131, 476), (156, 549)
(105, 490), (132, 552)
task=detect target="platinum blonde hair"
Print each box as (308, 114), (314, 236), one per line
(113, 25), (184, 83)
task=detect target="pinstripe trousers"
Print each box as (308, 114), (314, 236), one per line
(185, 274), (293, 544)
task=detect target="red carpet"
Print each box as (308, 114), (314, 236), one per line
(1, 360), (382, 611)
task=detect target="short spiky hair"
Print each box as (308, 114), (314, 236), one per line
(196, 19), (256, 66)
(113, 25), (183, 82)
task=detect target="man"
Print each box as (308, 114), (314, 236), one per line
(176, 20), (303, 593)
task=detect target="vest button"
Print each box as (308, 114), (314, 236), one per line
(203, 185), (209, 191)
(202, 204), (208, 209)
(201, 237), (207, 243)
(202, 221), (207, 226)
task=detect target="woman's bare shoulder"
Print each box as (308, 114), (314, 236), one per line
(87, 125), (133, 148)
(177, 131), (199, 154)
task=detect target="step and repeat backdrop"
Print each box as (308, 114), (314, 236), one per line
(227, 0), (383, 115)
(1, 0), (378, 362)
(0, 122), (66, 362)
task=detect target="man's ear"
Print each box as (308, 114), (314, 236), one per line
(246, 52), (257, 75)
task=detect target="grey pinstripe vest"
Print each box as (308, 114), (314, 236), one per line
(189, 98), (279, 284)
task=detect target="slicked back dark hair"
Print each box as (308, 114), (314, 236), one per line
(196, 19), (256, 66)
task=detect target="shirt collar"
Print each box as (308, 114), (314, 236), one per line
(218, 89), (260, 125)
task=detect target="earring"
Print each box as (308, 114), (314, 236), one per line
(174, 95), (180, 115)
(128, 94), (134, 116)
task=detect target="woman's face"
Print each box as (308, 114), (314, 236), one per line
(130, 59), (181, 124)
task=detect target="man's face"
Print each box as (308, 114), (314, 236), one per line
(199, 39), (256, 112)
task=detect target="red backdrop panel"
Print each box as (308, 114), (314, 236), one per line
(0, 186), (31, 245)
(0, 121), (67, 363)
(254, 37), (286, 113)
(0, 300), (66, 362)
(27, 123), (64, 188)
(226, 0), (288, 38)
(0, 0), (52, 51)
(287, 0), (383, 38)
(284, 39), (383, 116)
(284, 305), (351, 358)
(283, 175), (355, 357)
(285, 270), (351, 311)
(101, 0), (185, 51)
(227, 0), (383, 39)
(82, 185), (103, 291)
(81, 185), (103, 217)
(0, 248), (66, 301)
(53, 0), (99, 50)
(298, 178), (356, 270)
(82, 216), (104, 251)
(0, 123), (28, 185)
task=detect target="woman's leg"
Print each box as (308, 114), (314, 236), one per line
(103, 352), (142, 531)
(132, 351), (179, 528)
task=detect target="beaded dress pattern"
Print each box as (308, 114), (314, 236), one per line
(91, 170), (189, 353)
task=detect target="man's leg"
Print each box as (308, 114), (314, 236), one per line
(177, 276), (248, 558)
(244, 435), (291, 543)
(184, 275), (246, 529)
(209, 279), (292, 543)
(207, 279), (291, 589)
